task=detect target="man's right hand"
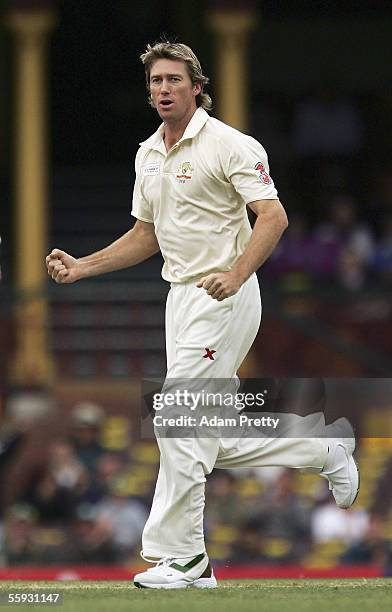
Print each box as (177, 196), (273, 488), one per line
(46, 249), (81, 284)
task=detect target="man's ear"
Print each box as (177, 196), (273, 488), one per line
(193, 82), (202, 96)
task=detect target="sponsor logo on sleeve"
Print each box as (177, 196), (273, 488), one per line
(255, 161), (272, 185)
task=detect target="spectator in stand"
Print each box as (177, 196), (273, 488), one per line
(1, 393), (54, 512)
(365, 165), (392, 236)
(67, 502), (117, 564)
(80, 451), (126, 504)
(0, 421), (26, 522)
(372, 214), (392, 284)
(205, 472), (246, 531)
(69, 402), (106, 472)
(311, 481), (368, 545)
(3, 503), (40, 565)
(247, 469), (311, 563)
(31, 439), (89, 522)
(371, 454), (392, 518)
(313, 194), (375, 289)
(96, 477), (148, 562)
(340, 512), (392, 566)
(264, 213), (314, 288)
(231, 518), (268, 563)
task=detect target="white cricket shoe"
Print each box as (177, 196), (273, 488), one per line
(133, 553), (217, 589)
(320, 419), (360, 509)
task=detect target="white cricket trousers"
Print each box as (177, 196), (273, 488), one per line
(141, 273), (328, 558)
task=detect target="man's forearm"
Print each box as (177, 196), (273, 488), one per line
(231, 199), (288, 283)
(77, 224), (160, 279)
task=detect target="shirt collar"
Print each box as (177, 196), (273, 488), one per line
(139, 107), (210, 153)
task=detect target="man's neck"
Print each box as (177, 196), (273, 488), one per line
(163, 129), (183, 153)
(163, 107), (197, 152)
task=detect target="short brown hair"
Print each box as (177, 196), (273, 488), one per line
(140, 41), (212, 111)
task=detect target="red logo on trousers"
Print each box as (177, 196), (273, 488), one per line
(203, 348), (216, 360)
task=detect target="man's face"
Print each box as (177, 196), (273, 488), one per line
(149, 59), (201, 123)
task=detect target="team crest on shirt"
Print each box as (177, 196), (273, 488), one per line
(254, 161), (272, 185)
(176, 161), (193, 182)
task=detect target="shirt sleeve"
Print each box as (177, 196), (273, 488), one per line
(219, 133), (279, 204)
(131, 148), (154, 223)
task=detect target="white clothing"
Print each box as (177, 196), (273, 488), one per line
(132, 110), (328, 559)
(141, 275), (328, 558)
(311, 503), (368, 544)
(131, 107), (278, 283)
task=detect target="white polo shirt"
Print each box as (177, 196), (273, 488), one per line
(131, 107), (278, 283)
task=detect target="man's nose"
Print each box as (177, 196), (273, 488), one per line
(160, 79), (171, 93)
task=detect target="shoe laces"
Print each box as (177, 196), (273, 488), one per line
(140, 550), (173, 568)
(155, 557), (174, 568)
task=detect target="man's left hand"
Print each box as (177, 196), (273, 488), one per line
(196, 271), (243, 301)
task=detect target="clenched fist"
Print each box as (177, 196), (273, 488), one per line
(196, 270), (243, 301)
(45, 249), (81, 284)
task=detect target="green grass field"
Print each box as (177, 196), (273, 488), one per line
(0, 580), (392, 612)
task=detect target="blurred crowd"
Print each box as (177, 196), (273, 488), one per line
(263, 193), (391, 291)
(1, 394), (392, 572)
(0, 397), (149, 566)
(254, 86), (392, 291)
(263, 194), (392, 291)
(205, 468), (392, 571)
